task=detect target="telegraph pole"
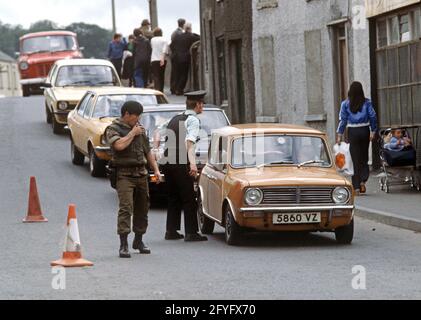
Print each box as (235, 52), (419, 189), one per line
(111, 0), (116, 33)
(149, 0), (158, 29)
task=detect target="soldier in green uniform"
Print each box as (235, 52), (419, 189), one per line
(106, 101), (161, 259)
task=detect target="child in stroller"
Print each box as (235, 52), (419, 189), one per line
(379, 127), (418, 192)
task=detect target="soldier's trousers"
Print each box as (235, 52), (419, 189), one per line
(116, 174), (149, 235)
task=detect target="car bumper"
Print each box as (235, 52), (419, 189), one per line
(20, 77), (47, 85)
(236, 205), (354, 231)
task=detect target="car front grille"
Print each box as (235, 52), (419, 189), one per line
(261, 187), (334, 206)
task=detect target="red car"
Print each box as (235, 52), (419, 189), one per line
(17, 31), (83, 96)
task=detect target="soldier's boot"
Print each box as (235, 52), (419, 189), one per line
(119, 234), (131, 258)
(133, 234), (151, 254)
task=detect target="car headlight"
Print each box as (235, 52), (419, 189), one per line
(332, 187), (350, 204)
(20, 62), (29, 71)
(245, 188), (263, 206)
(58, 101), (68, 111)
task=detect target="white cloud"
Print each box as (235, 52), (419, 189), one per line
(0, 0), (200, 41)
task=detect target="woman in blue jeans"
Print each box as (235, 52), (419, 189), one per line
(336, 82), (378, 195)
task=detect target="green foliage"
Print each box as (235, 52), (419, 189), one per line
(0, 19), (113, 59)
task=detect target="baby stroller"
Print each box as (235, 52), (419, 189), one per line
(378, 126), (420, 193)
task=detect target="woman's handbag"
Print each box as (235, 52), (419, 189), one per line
(334, 143), (354, 177)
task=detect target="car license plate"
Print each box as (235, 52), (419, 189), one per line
(273, 213), (321, 225)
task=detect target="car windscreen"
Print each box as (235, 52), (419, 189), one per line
(55, 65), (118, 87)
(22, 35), (77, 54)
(141, 110), (229, 152)
(92, 95), (167, 118)
(231, 135), (331, 168)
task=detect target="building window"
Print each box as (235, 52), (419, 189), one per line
(377, 20), (388, 48)
(414, 9), (421, 40)
(378, 7), (421, 48)
(399, 14), (410, 42)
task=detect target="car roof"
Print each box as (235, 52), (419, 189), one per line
(214, 123), (325, 136)
(20, 31), (76, 41)
(54, 59), (114, 67)
(90, 87), (165, 96)
(142, 104), (225, 112)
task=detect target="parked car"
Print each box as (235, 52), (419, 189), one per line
(68, 99), (230, 190)
(197, 124), (355, 246)
(44, 59), (121, 134)
(17, 31), (83, 97)
(67, 87), (169, 177)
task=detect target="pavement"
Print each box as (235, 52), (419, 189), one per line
(354, 170), (421, 233)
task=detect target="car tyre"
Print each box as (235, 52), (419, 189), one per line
(22, 85), (30, 97)
(52, 116), (64, 135)
(197, 193), (215, 235)
(89, 147), (106, 177)
(335, 219), (354, 245)
(45, 104), (52, 124)
(224, 206), (243, 246)
(71, 139), (84, 166)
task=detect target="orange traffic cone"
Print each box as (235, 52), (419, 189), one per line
(51, 205), (93, 268)
(23, 177), (48, 223)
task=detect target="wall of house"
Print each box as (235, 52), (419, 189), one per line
(200, 0), (256, 124)
(252, 0), (371, 143)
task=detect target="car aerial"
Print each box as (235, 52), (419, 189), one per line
(67, 87), (169, 177)
(197, 124), (355, 246)
(17, 31), (83, 97)
(43, 59), (121, 134)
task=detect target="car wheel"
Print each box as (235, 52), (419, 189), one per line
(197, 193), (215, 235)
(45, 104), (52, 124)
(335, 219), (354, 245)
(71, 139), (84, 166)
(89, 147), (106, 177)
(224, 206), (243, 246)
(22, 85), (30, 97)
(52, 116), (64, 135)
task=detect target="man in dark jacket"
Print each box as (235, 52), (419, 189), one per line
(170, 18), (186, 94)
(108, 33), (127, 79)
(133, 28), (152, 88)
(170, 23), (200, 95)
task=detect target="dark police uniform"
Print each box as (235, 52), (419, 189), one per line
(106, 118), (151, 236)
(163, 91), (208, 241)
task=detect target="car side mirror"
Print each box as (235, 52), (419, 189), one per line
(40, 83), (52, 89)
(15, 52), (20, 58)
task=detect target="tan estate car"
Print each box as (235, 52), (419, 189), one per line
(197, 124), (355, 246)
(43, 59), (121, 134)
(67, 87), (169, 177)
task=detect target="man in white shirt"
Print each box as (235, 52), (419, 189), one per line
(150, 27), (169, 92)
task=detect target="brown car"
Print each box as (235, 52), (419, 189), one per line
(197, 124), (355, 246)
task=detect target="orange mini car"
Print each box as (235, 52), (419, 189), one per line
(197, 124), (355, 246)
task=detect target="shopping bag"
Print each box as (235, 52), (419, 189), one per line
(333, 143), (354, 176)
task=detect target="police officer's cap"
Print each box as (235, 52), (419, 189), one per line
(185, 90), (207, 102)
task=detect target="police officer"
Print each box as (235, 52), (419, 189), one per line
(106, 101), (162, 258)
(163, 91), (208, 242)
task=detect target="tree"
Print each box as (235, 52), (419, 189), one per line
(65, 23), (113, 59)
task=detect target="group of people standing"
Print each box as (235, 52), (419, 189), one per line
(107, 18), (200, 95)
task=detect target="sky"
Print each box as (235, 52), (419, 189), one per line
(0, 0), (200, 40)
